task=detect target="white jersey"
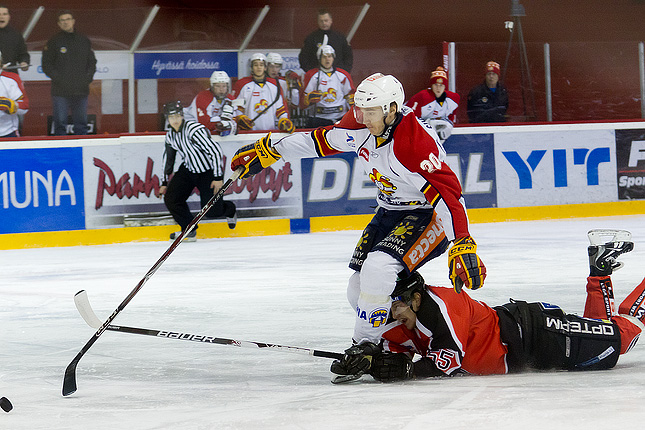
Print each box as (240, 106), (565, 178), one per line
(0, 71), (29, 137)
(183, 89), (236, 136)
(302, 68), (354, 122)
(273, 106), (469, 241)
(231, 77), (288, 131)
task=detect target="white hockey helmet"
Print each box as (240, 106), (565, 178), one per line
(250, 52), (267, 66)
(317, 44), (336, 60)
(354, 73), (405, 115)
(210, 70), (230, 85)
(266, 52), (283, 65)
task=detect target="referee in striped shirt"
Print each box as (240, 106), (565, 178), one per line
(159, 101), (236, 240)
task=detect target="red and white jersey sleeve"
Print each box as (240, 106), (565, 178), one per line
(272, 106), (470, 240)
(0, 71), (29, 136)
(302, 68), (355, 122)
(184, 90), (236, 135)
(405, 89), (460, 123)
(231, 77), (288, 131)
(382, 286), (509, 376)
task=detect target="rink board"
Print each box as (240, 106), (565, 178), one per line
(2, 121), (645, 248)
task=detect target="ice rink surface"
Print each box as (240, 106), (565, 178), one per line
(2, 215), (645, 429)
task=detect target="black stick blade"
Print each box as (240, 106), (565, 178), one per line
(62, 359), (79, 396)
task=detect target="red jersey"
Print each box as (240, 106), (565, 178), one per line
(382, 285), (509, 376)
(405, 89), (460, 123)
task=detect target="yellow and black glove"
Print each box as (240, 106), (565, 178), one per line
(235, 114), (254, 130)
(230, 133), (281, 179)
(278, 117), (295, 133)
(448, 236), (486, 293)
(306, 90), (323, 105)
(0, 97), (17, 114)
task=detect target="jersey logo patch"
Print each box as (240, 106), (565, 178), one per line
(369, 308), (388, 328)
(345, 132), (355, 144)
(369, 168), (397, 196)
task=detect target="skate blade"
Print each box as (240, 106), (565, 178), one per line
(331, 372), (364, 384)
(588, 229), (632, 246)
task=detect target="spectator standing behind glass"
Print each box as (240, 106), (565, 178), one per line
(41, 10), (96, 135)
(405, 67), (459, 143)
(298, 9), (353, 73)
(0, 50), (29, 137)
(0, 5), (30, 72)
(466, 61), (508, 124)
(301, 45), (354, 128)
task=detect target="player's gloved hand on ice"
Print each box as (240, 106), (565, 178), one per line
(0, 97), (17, 114)
(448, 235), (487, 293)
(278, 117), (295, 133)
(235, 114), (254, 130)
(330, 341), (381, 376)
(230, 133), (281, 179)
(306, 90), (323, 105)
(369, 352), (414, 382)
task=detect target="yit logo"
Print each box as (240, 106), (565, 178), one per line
(503, 147), (611, 189)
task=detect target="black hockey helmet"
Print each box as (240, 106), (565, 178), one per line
(163, 100), (184, 117)
(391, 271), (425, 305)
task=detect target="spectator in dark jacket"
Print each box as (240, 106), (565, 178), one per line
(0, 5), (30, 72)
(467, 61), (509, 123)
(298, 9), (353, 73)
(41, 10), (97, 135)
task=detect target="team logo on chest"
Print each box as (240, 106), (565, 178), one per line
(254, 99), (268, 113)
(369, 168), (397, 196)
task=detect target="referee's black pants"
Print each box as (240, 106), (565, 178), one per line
(164, 164), (236, 232)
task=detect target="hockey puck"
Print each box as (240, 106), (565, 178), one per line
(0, 397), (12, 412)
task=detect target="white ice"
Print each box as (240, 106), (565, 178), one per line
(2, 216), (645, 429)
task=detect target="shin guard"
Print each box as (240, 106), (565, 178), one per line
(584, 276), (616, 320)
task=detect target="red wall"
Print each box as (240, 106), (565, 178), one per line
(11, 0), (645, 135)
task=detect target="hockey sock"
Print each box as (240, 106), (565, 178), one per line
(618, 276), (645, 322)
(584, 276), (616, 320)
(611, 315), (643, 354)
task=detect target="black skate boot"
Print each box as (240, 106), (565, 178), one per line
(588, 229), (634, 276)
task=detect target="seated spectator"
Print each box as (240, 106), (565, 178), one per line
(0, 6), (29, 72)
(301, 45), (354, 128)
(467, 61), (509, 123)
(0, 51), (29, 137)
(266, 52), (300, 108)
(231, 53), (294, 133)
(184, 70), (236, 136)
(405, 67), (459, 142)
(298, 9), (353, 73)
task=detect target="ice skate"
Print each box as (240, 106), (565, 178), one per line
(588, 229), (634, 276)
(169, 229), (197, 242)
(226, 212), (237, 230)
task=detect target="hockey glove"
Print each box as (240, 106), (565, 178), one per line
(235, 114), (254, 130)
(330, 342), (381, 376)
(230, 133), (280, 179)
(278, 117), (295, 133)
(285, 70), (302, 88)
(448, 235), (487, 293)
(345, 93), (355, 107)
(213, 120), (232, 132)
(306, 90), (324, 105)
(0, 97), (17, 114)
(369, 352), (414, 382)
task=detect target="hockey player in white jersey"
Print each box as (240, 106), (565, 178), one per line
(266, 52), (300, 108)
(231, 53), (294, 133)
(184, 70), (236, 136)
(302, 45), (354, 128)
(231, 73), (486, 380)
(405, 67), (459, 143)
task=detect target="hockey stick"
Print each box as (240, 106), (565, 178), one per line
(62, 167), (243, 397)
(74, 290), (343, 360)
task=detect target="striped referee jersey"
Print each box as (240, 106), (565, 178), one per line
(162, 120), (225, 182)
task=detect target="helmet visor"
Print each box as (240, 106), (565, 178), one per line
(354, 106), (386, 125)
